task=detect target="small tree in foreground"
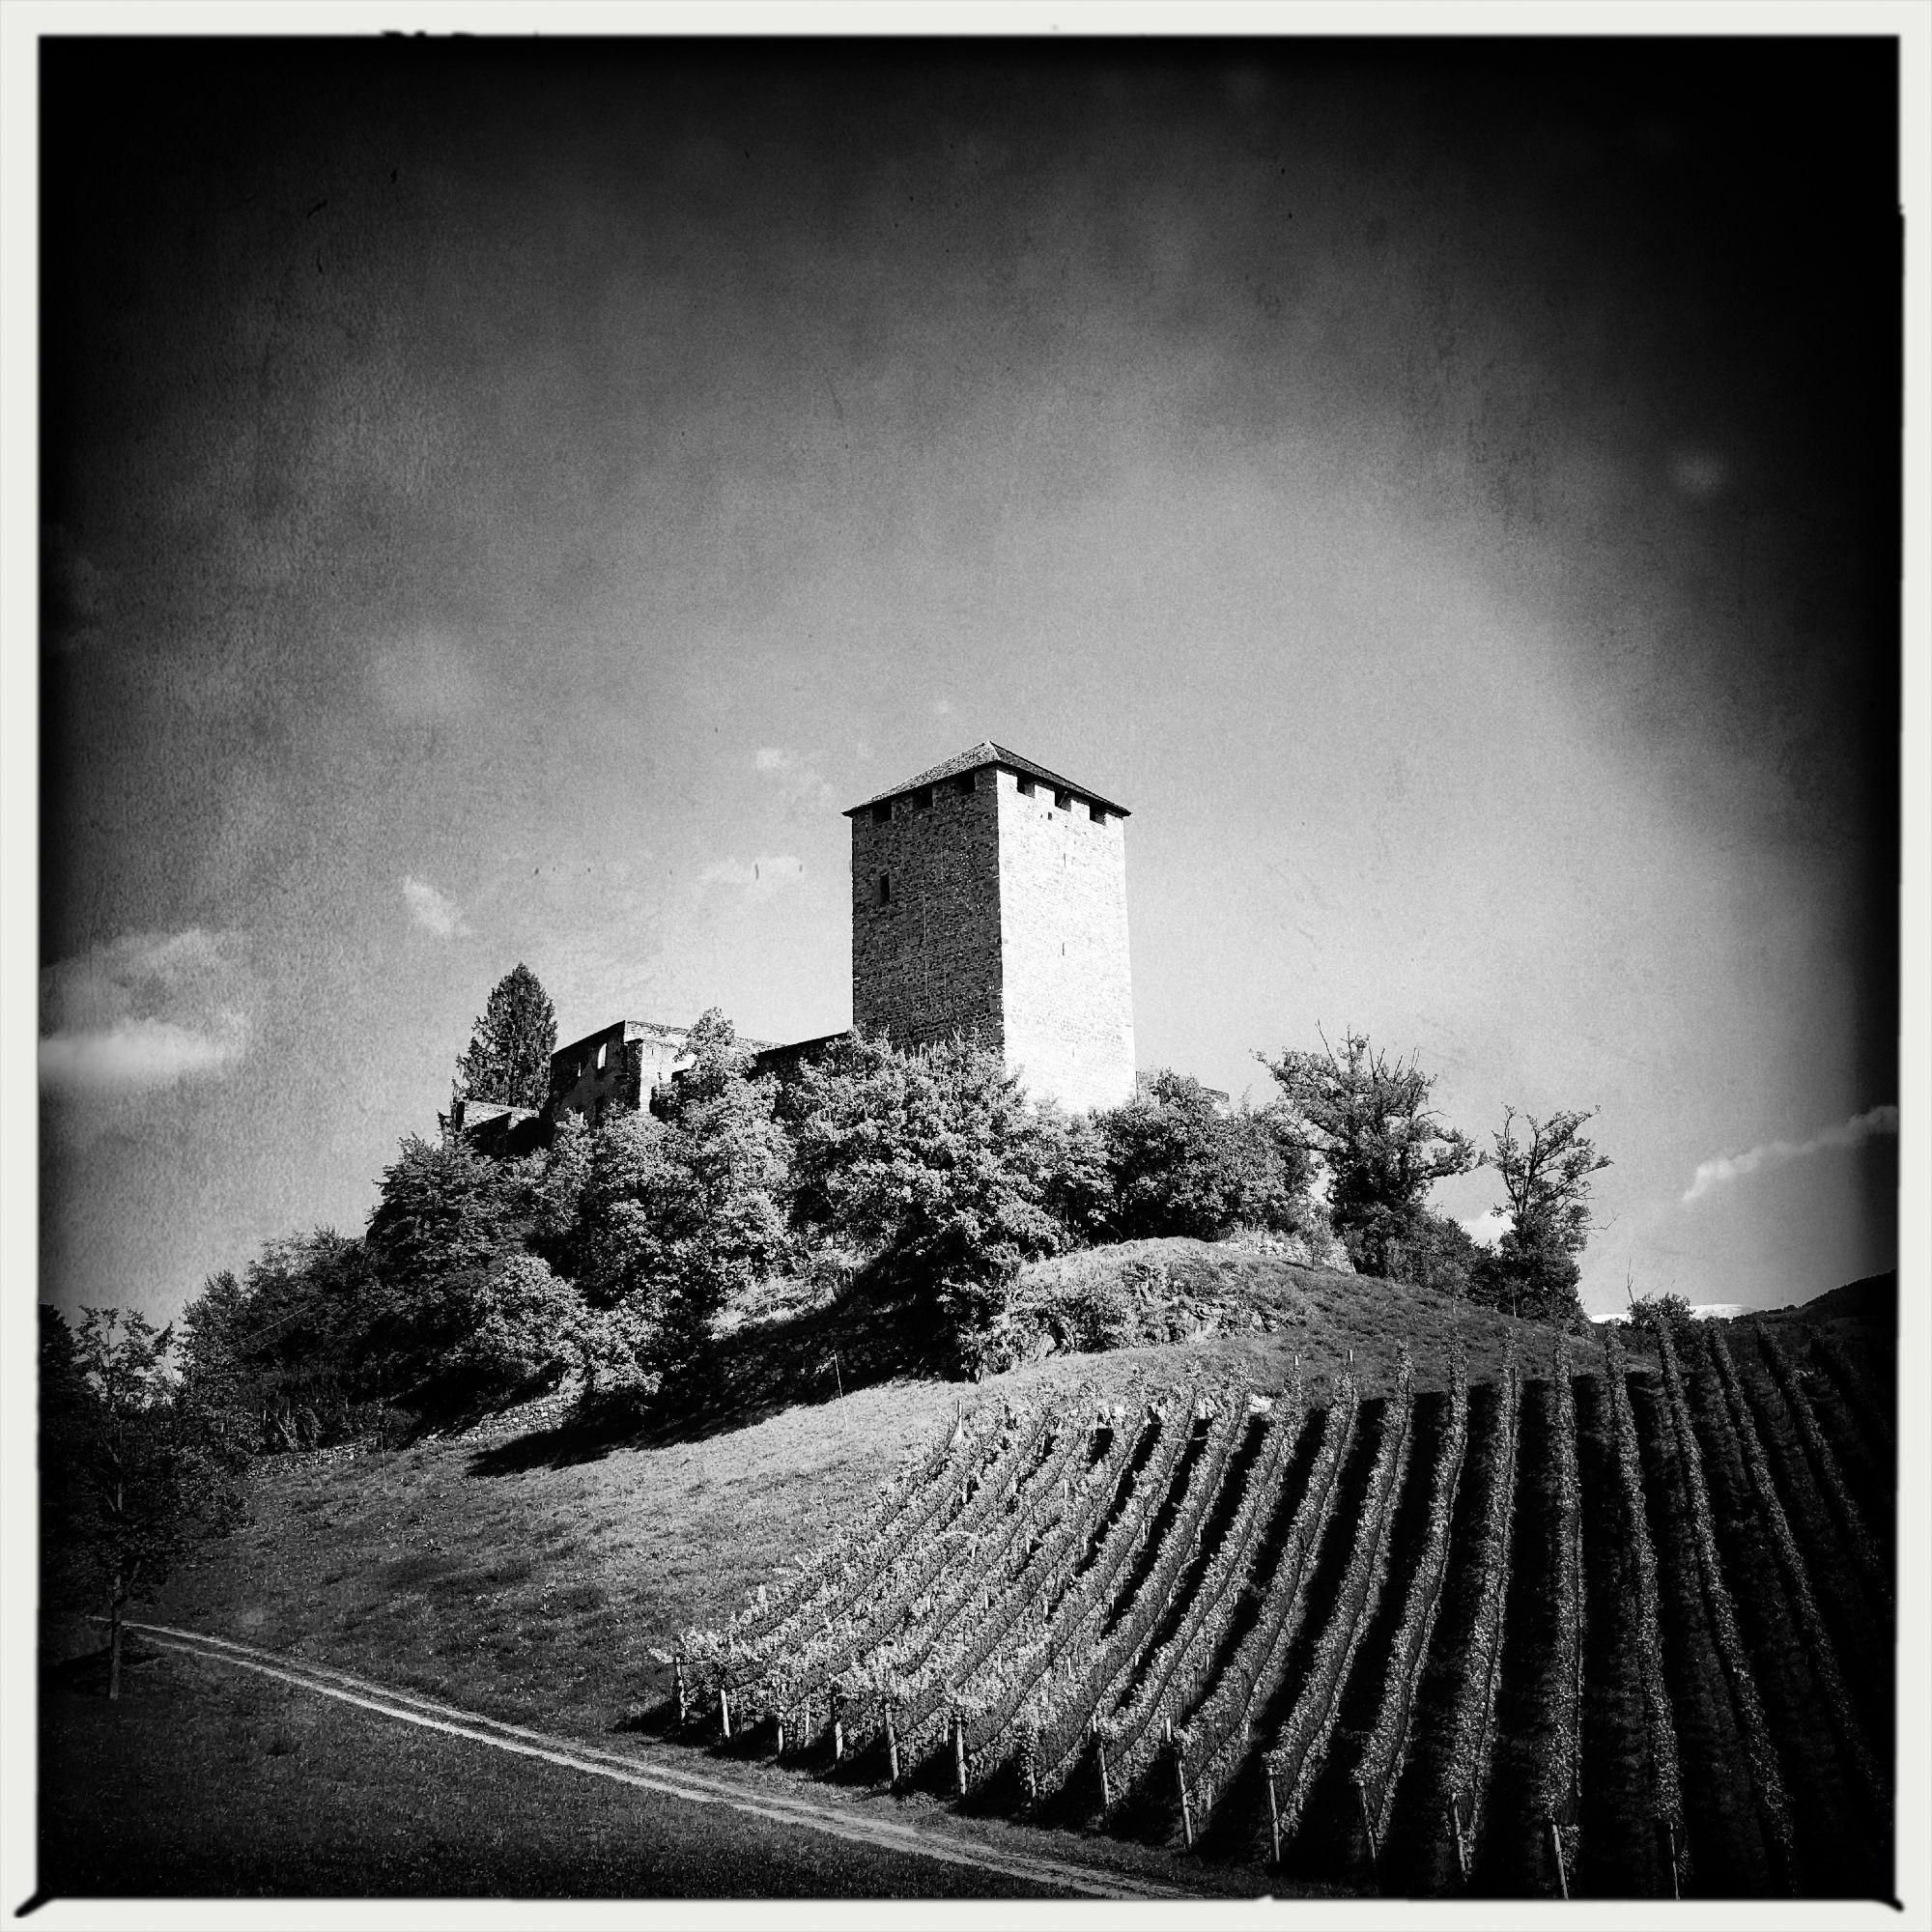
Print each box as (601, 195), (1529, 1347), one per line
(1472, 1106), (1611, 1324)
(1261, 1029), (1478, 1281)
(41, 1307), (245, 1698)
(454, 962), (557, 1112)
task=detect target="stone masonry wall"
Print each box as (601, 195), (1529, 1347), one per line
(549, 1020), (690, 1126)
(994, 769), (1136, 1113)
(850, 767), (1006, 1052)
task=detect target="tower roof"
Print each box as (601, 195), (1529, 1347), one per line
(843, 741), (1130, 818)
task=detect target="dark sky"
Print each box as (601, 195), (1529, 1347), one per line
(37, 36), (1900, 1321)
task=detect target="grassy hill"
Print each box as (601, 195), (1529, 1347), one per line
(150, 1244), (1608, 1714)
(124, 1245), (1891, 1899)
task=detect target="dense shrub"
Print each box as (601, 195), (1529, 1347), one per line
(1094, 1069), (1313, 1242)
(784, 1031), (1087, 1370)
(358, 1132), (579, 1408)
(570, 1010), (791, 1405)
(176, 1231), (385, 1450)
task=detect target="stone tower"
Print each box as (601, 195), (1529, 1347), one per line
(845, 741), (1135, 1114)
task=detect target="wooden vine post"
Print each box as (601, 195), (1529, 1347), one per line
(1447, 1798), (1469, 1885)
(1355, 1781), (1379, 1871)
(674, 1657), (689, 1726)
(1266, 1766), (1285, 1865)
(885, 1703), (900, 1785)
(718, 1684), (732, 1740)
(953, 1710), (969, 1796)
(1548, 1817), (1569, 1900)
(1177, 1754), (1196, 1848)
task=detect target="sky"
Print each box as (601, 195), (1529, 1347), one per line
(33, 34), (1904, 1324)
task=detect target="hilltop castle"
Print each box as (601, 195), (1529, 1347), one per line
(453, 742), (1135, 1147)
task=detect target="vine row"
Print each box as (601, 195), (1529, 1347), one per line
(1655, 1321), (1797, 1892)
(1602, 1321), (1686, 1890)
(1096, 1383), (1308, 1815)
(1753, 1324), (1889, 1608)
(1705, 1327), (1886, 1824)
(1176, 1374), (1362, 1837)
(1437, 1340), (1521, 1885)
(1262, 1350), (1417, 1857)
(1352, 1348), (1471, 1861)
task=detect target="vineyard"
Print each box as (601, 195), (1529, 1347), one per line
(668, 1317), (1894, 1897)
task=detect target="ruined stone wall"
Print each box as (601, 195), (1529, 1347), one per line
(849, 767), (1005, 1052)
(993, 769), (1136, 1114)
(548, 1020), (689, 1126)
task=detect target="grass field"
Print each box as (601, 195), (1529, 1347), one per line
(38, 1645), (1091, 1898)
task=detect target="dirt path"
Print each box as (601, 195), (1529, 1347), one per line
(119, 1619), (1193, 1901)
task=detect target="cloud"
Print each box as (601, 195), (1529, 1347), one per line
(1460, 1209), (1511, 1250)
(697, 854), (808, 900)
(1682, 1104), (1899, 1205)
(402, 873), (468, 937)
(930, 698), (953, 717)
(40, 928), (256, 1096)
(41, 1017), (247, 1092)
(753, 748), (837, 812)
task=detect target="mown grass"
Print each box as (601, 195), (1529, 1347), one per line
(37, 1648), (1076, 1899)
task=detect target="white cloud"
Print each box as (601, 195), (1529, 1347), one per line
(697, 854), (808, 900)
(1682, 1104), (1899, 1205)
(402, 873), (467, 937)
(40, 928), (256, 1096)
(1460, 1209), (1511, 1250)
(930, 698), (953, 717)
(753, 748), (837, 812)
(41, 1016), (247, 1093)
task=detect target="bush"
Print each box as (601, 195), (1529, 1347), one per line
(1094, 1070), (1314, 1243)
(1628, 1291), (1696, 1344)
(1355, 1205), (1482, 1298)
(570, 1011), (792, 1406)
(786, 1031), (1080, 1370)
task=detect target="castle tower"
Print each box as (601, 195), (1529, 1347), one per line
(844, 742), (1135, 1113)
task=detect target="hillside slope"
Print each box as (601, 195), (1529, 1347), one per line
(153, 1246), (1602, 1733)
(136, 1251), (1891, 1898)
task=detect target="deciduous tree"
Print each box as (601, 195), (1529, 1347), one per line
(785, 1030), (1075, 1370)
(1094, 1070), (1313, 1242)
(1473, 1107), (1610, 1323)
(572, 1010), (791, 1406)
(362, 1133), (584, 1408)
(1260, 1029), (1477, 1280)
(41, 1307), (245, 1698)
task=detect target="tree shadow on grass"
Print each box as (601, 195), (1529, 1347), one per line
(463, 1284), (951, 1476)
